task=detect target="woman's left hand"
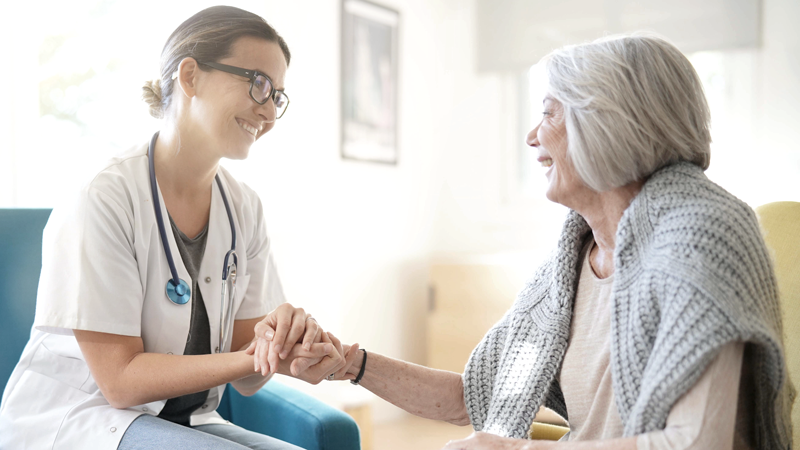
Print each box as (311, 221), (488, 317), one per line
(249, 303), (321, 375)
(441, 432), (533, 450)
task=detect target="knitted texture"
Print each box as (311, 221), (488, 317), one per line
(463, 162), (795, 449)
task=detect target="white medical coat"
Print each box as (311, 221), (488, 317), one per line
(0, 142), (286, 449)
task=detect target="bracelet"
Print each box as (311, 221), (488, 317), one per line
(350, 349), (367, 385)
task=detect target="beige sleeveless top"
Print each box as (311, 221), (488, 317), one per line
(558, 238), (755, 449)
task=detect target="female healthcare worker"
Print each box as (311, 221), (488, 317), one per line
(0, 6), (349, 449)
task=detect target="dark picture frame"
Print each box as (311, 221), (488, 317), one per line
(341, 0), (399, 165)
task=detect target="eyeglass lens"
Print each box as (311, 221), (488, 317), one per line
(251, 75), (273, 104)
(251, 74), (288, 118)
(273, 92), (288, 118)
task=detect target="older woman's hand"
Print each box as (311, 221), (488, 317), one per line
(328, 340), (362, 381)
(292, 332), (359, 383)
(440, 432), (536, 450)
(248, 303), (321, 375)
(246, 331), (353, 383)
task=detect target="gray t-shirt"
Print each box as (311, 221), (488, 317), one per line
(156, 215), (211, 426)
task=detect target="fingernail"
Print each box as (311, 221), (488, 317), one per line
(265, 329), (274, 339)
(303, 343), (311, 351)
(274, 344), (281, 355)
(280, 351), (288, 359)
(324, 344), (332, 353)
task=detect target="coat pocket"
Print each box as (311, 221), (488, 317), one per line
(30, 335), (92, 390)
(0, 365), (90, 448)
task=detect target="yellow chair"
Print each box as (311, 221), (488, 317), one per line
(529, 407), (570, 441)
(529, 420), (570, 441)
(757, 201), (800, 445)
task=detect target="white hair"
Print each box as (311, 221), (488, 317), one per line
(544, 33), (711, 191)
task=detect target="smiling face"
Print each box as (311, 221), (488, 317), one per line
(526, 96), (591, 207)
(190, 36), (287, 160)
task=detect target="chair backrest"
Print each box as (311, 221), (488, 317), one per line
(756, 201), (800, 444)
(0, 208), (52, 390)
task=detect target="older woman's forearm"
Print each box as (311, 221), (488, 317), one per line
(441, 431), (638, 449)
(350, 351), (470, 425)
(532, 437), (637, 449)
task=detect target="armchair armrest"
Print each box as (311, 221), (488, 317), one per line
(529, 406), (570, 441)
(218, 382), (360, 450)
(529, 422), (570, 441)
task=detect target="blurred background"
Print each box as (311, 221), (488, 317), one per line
(1, 0), (798, 448)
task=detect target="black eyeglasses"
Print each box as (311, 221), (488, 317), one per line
(198, 61), (289, 119)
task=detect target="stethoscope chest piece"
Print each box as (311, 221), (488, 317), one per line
(166, 279), (191, 305)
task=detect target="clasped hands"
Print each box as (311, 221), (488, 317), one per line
(244, 303), (362, 384)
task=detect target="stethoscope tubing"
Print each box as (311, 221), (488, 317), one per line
(215, 175), (238, 278)
(148, 131), (238, 304)
(148, 132), (183, 290)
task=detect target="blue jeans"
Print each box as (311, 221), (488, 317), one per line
(117, 414), (304, 450)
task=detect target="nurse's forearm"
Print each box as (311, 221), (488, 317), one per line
(119, 352), (257, 408)
(231, 371), (273, 396)
(73, 330), (324, 409)
(74, 329), (256, 409)
(346, 351), (470, 426)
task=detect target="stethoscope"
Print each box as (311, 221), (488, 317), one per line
(148, 132), (238, 352)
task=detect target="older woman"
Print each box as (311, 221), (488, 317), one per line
(256, 35), (794, 449)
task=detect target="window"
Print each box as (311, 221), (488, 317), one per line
(1, 0), (263, 207)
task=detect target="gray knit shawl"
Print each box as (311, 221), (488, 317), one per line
(463, 162), (795, 449)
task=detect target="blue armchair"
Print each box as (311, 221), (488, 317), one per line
(0, 208), (360, 450)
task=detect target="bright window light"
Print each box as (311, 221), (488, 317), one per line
(2, 0), (263, 207)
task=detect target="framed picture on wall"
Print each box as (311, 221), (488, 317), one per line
(341, 0), (399, 165)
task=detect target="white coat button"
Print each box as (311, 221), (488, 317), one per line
(205, 277), (212, 283)
(110, 427), (117, 433)
(202, 404), (208, 409)
(143, 407), (148, 412)
(167, 352), (173, 355)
